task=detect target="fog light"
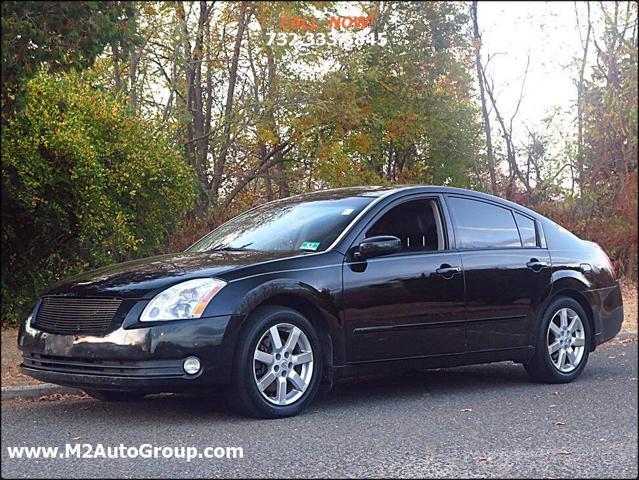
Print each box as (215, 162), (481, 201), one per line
(183, 356), (201, 375)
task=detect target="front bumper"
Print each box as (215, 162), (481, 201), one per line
(18, 314), (239, 392)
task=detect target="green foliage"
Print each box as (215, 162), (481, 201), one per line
(534, 171), (638, 279)
(1, 1), (135, 117)
(1, 1), (636, 328)
(295, 1), (482, 189)
(527, 1), (639, 280)
(1, 71), (197, 324)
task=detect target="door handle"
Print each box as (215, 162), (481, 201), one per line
(526, 259), (548, 271)
(436, 265), (461, 277)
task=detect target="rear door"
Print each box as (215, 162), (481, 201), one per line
(445, 195), (551, 351)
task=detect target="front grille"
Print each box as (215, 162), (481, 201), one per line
(22, 353), (184, 377)
(34, 296), (122, 335)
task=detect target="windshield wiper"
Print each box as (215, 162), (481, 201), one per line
(207, 242), (254, 252)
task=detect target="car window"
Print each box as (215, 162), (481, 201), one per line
(514, 212), (537, 247)
(447, 196), (521, 249)
(366, 199), (445, 252)
(186, 196), (373, 253)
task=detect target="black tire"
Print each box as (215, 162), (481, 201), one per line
(84, 389), (146, 402)
(524, 296), (591, 383)
(227, 305), (323, 419)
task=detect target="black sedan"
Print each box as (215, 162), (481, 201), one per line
(18, 186), (624, 418)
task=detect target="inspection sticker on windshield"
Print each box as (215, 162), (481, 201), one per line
(300, 241), (320, 251)
(341, 208), (355, 215)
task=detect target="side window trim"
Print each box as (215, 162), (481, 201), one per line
(439, 194), (457, 250)
(512, 210), (541, 248)
(445, 194), (527, 251)
(348, 194), (451, 256)
(430, 200), (445, 250)
(512, 210), (525, 247)
(536, 219), (547, 248)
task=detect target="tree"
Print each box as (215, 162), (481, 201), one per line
(91, 1), (485, 215)
(531, 1), (637, 276)
(582, 1), (637, 198)
(298, 2), (483, 189)
(210, 1), (250, 202)
(1, 1), (135, 119)
(471, 1), (497, 195)
(575, 1), (592, 193)
(1, 71), (197, 324)
(481, 51), (532, 199)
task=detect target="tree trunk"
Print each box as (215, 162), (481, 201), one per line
(113, 43), (123, 93)
(274, 153), (289, 197)
(211, 2), (248, 201)
(471, 1), (497, 195)
(192, 1), (209, 189)
(176, 1), (212, 214)
(219, 142), (293, 212)
(575, 1), (591, 194)
(263, 30), (289, 198)
(481, 55), (532, 198)
(176, 2), (195, 173)
(128, 46), (138, 111)
(203, 5), (213, 178)
(250, 19), (283, 201)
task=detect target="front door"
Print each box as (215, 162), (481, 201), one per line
(342, 197), (466, 363)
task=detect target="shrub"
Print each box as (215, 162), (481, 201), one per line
(1, 71), (197, 324)
(534, 172), (638, 281)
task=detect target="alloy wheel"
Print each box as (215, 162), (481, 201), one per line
(253, 323), (314, 405)
(546, 307), (586, 373)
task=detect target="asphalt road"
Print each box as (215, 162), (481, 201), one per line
(2, 339), (637, 479)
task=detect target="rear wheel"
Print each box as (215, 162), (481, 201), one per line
(227, 305), (322, 418)
(524, 297), (591, 383)
(84, 389), (146, 402)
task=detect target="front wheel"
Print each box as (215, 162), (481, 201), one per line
(227, 306), (322, 418)
(524, 297), (591, 383)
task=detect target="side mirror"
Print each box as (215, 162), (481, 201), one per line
(356, 235), (402, 259)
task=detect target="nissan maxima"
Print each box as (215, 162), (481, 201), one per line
(18, 186), (624, 418)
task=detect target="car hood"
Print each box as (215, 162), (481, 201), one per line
(44, 251), (293, 299)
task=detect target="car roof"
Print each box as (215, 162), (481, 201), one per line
(283, 185), (543, 219)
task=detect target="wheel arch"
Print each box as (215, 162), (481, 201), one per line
(230, 279), (345, 371)
(259, 294), (335, 370)
(546, 278), (597, 351)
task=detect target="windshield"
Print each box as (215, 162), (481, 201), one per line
(186, 196), (374, 253)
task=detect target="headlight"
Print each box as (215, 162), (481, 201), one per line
(140, 278), (226, 321)
(24, 308), (38, 336)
